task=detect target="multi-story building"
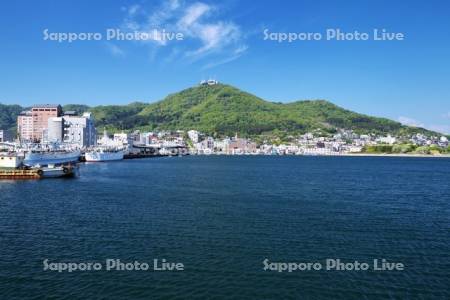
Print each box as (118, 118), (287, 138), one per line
(31, 104), (62, 142)
(62, 112), (96, 148)
(214, 138), (230, 153)
(47, 117), (65, 143)
(187, 130), (200, 143)
(195, 137), (215, 151)
(0, 130), (4, 142)
(226, 137), (257, 154)
(17, 111), (33, 141)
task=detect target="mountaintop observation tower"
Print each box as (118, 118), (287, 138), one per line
(200, 79), (219, 86)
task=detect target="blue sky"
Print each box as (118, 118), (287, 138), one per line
(0, 0), (449, 133)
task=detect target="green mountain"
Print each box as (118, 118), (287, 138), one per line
(0, 84), (444, 138)
(137, 84), (435, 137)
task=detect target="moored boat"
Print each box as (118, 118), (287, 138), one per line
(0, 152), (78, 179)
(24, 149), (81, 167)
(85, 147), (124, 162)
(40, 164), (78, 178)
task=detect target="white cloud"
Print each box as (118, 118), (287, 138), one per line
(201, 45), (248, 70)
(106, 43), (125, 57)
(398, 116), (424, 128)
(234, 45), (248, 55)
(169, 0), (180, 10)
(117, 0), (247, 67)
(128, 4), (140, 16)
(178, 2), (210, 28)
(190, 22), (240, 55)
(147, 0), (180, 27)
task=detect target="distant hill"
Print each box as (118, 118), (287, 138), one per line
(137, 84), (437, 137)
(0, 103), (24, 137)
(0, 84), (444, 138)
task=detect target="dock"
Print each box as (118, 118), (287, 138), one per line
(0, 168), (41, 179)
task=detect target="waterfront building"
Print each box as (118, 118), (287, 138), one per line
(162, 140), (183, 148)
(204, 137), (215, 150)
(139, 132), (160, 145)
(214, 138), (230, 153)
(175, 136), (185, 145)
(113, 132), (130, 146)
(360, 134), (371, 141)
(188, 130), (200, 143)
(157, 131), (172, 139)
(227, 137), (257, 154)
(410, 134), (424, 145)
(17, 111), (33, 142)
(376, 135), (396, 145)
(439, 136), (448, 147)
(284, 145), (300, 155)
(47, 117), (64, 143)
(127, 131), (142, 145)
(31, 105), (62, 142)
(63, 112), (96, 148)
(302, 147), (338, 155)
(0, 130), (10, 142)
(0, 130), (7, 142)
(347, 146), (363, 153)
(45, 112), (97, 147)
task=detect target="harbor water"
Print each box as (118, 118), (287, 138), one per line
(1, 156), (449, 299)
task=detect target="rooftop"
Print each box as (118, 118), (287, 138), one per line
(31, 104), (62, 109)
(64, 111), (78, 116)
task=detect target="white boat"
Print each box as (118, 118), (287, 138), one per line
(24, 149), (81, 167)
(85, 148), (124, 162)
(39, 164), (78, 178)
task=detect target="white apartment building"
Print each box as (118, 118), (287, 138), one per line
(188, 130), (200, 143)
(0, 130), (6, 142)
(63, 112), (97, 148)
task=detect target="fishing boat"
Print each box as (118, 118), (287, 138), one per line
(24, 146), (81, 167)
(40, 164), (78, 178)
(85, 147), (124, 162)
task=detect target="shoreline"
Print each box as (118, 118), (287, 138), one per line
(341, 153), (450, 158)
(188, 153), (450, 158)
